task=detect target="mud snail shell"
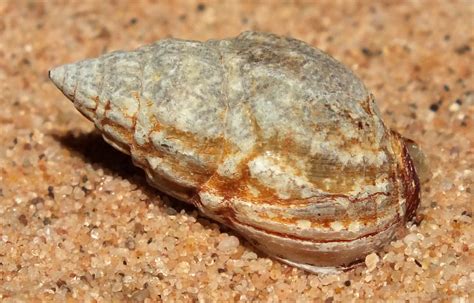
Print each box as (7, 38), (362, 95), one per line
(50, 31), (421, 274)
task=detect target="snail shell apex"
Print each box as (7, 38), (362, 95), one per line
(50, 31), (421, 273)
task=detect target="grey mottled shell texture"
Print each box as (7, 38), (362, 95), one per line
(50, 31), (421, 274)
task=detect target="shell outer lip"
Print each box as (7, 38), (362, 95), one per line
(393, 132), (421, 222)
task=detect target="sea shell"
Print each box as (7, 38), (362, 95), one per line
(49, 31), (421, 273)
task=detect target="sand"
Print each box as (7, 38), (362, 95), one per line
(0, 0), (472, 301)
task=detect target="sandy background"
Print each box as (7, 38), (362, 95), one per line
(0, 0), (473, 301)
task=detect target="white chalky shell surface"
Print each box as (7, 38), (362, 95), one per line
(50, 31), (420, 273)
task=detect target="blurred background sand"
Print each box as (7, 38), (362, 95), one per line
(0, 1), (472, 301)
